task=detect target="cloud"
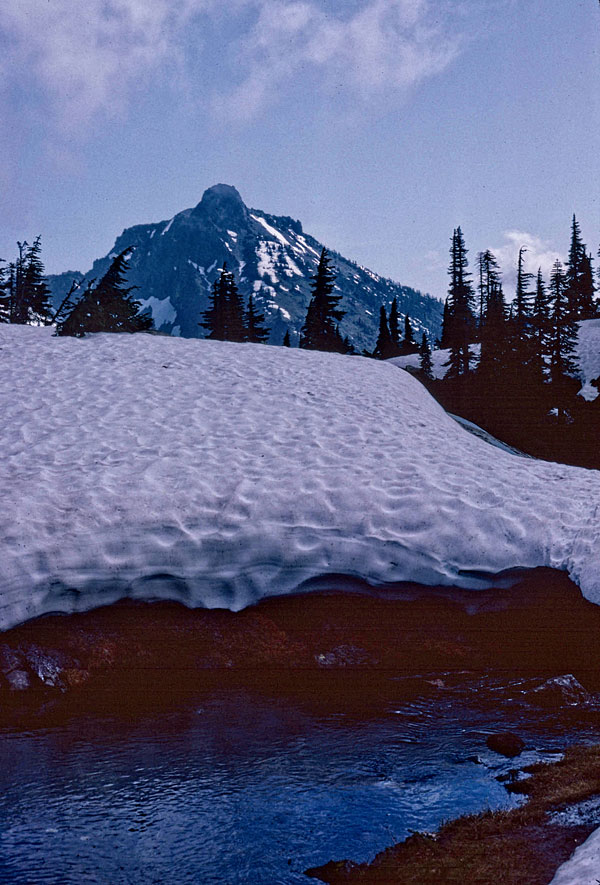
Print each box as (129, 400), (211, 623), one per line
(216, 0), (462, 120)
(489, 230), (565, 296)
(0, 0), (495, 131)
(0, 0), (206, 130)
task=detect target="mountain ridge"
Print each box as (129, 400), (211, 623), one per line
(48, 184), (443, 351)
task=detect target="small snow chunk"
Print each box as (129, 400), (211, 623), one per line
(162, 217), (175, 236)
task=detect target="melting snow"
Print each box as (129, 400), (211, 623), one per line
(161, 217), (175, 236)
(296, 235), (320, 258)
(0, 326), (600, 631)
(549, 826), (600, 884)
(251, 214), (290, 247)
(256, 241), (280, 284)
(227, 230), (238, 241)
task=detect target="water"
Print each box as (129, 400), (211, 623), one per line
(0, 682), (589, 884)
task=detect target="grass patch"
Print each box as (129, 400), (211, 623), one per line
(306, 743), (600, 884)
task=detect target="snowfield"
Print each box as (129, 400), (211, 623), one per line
(0, 325), (599, 632)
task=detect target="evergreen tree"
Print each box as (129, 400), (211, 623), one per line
(548, 259), (578, 391)
(200, 272), (227, 339)
(245, 294), (269, 343)
(389, 298), (400, 350)
(300, 248), (345, 352)
(400, 314), (418, 354)
(222, 269), (246, 342)
(531, 268), (551, 379)
(57, 248), (153, 337)
(373, 305), (393, 359)
(439, 297), (452, 349)
(9, 238), (52, 325)
(282, 329), (291, 347)
(199, 264), (247, 342)
(479, 277), (508, 379)
(0, 261), (10, 323)
(444, 227), (476, 378)
(579, 252), (597, 318)
(419, 332), (433, 380)
(514, 246), (533, 328)
(565, 214), (587, 318)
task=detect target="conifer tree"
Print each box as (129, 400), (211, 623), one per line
(479, 278), (508, 379)
(531, 268), (551, 379)
(373, 305), (393, 359)
(199, 264), (247, 342)
(401, 314), (418, 354)
(9, 238), (52, 325)
(579, 252), (597, 318)
(282, 329), (291, 347)
(419, 332), (433, 380)
(222, 270), (246, 342)
(57, 248), (153, 337)
(444, 227), (476, 378)
(200, 272), (227, 339)
(514, 246), (533, 328)
(300, 248), (345, 352)
(245, 294), (269, 343)
(0, 261), (10, 323)
(548, 259), (578, 391)
(439, 297), (452, 349)
(565, 215), (586, 318)
(389, 297), (400, 350)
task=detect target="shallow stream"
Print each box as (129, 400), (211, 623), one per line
(0, 680), (593, 884)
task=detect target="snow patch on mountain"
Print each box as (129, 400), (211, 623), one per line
(0, 325), (599, 632)
(251, 213), (290, 247)
(137, 296), (177, 328)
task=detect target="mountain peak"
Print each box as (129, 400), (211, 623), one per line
(193, 184), (247, 225)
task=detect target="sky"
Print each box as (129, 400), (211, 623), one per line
(0, 0), (598, 300)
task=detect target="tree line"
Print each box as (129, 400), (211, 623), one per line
(425, 216), (600, 467)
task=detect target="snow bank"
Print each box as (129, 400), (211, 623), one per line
(549, 825), (600, 884)
(0, 325), (599, 631)
(390, 319), (600, 399)
(575, 318), (600, 401)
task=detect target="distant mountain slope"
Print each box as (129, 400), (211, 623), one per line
(48, 184), (443, 351)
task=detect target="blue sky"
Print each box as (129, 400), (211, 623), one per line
(1, 0), (598, 299)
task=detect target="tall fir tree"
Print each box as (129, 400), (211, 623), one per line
(444, 227), (476, 378)
(373, 305), (393, 359)
(514, 246), (533, 328)
(478, 277), (508, 380)
(9, 238), (52, 325)
(282, 329), (291, 347)
(0, 261), (10, 323)
(222, 269), (246, 342)
(548, 259), (578, 392)
(531, 268), (552, 380)
(419, 332), (433, 380)
(245, 294), (269, 343)
(388, 297), (400, 350)
(57, 248), (153, 336)
(300, 248), (346, 352)
(565, 214), (587, 318)
(400, 313), (418, 354)
(199, 264), (247, 342)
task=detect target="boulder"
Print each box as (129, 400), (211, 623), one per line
(486, 732), (525, 757)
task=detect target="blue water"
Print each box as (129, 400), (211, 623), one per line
(0, 684), (582, 884)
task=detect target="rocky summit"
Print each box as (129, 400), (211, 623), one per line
(48, 184), (443, 351)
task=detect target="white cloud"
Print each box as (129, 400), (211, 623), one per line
(0, 0), (492, 130)
(490, 230), (565, 296)
(0, 0), (206, 129)
(215, 0), (462, 119)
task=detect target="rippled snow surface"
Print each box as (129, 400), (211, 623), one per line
(1, 325), (599, 630)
